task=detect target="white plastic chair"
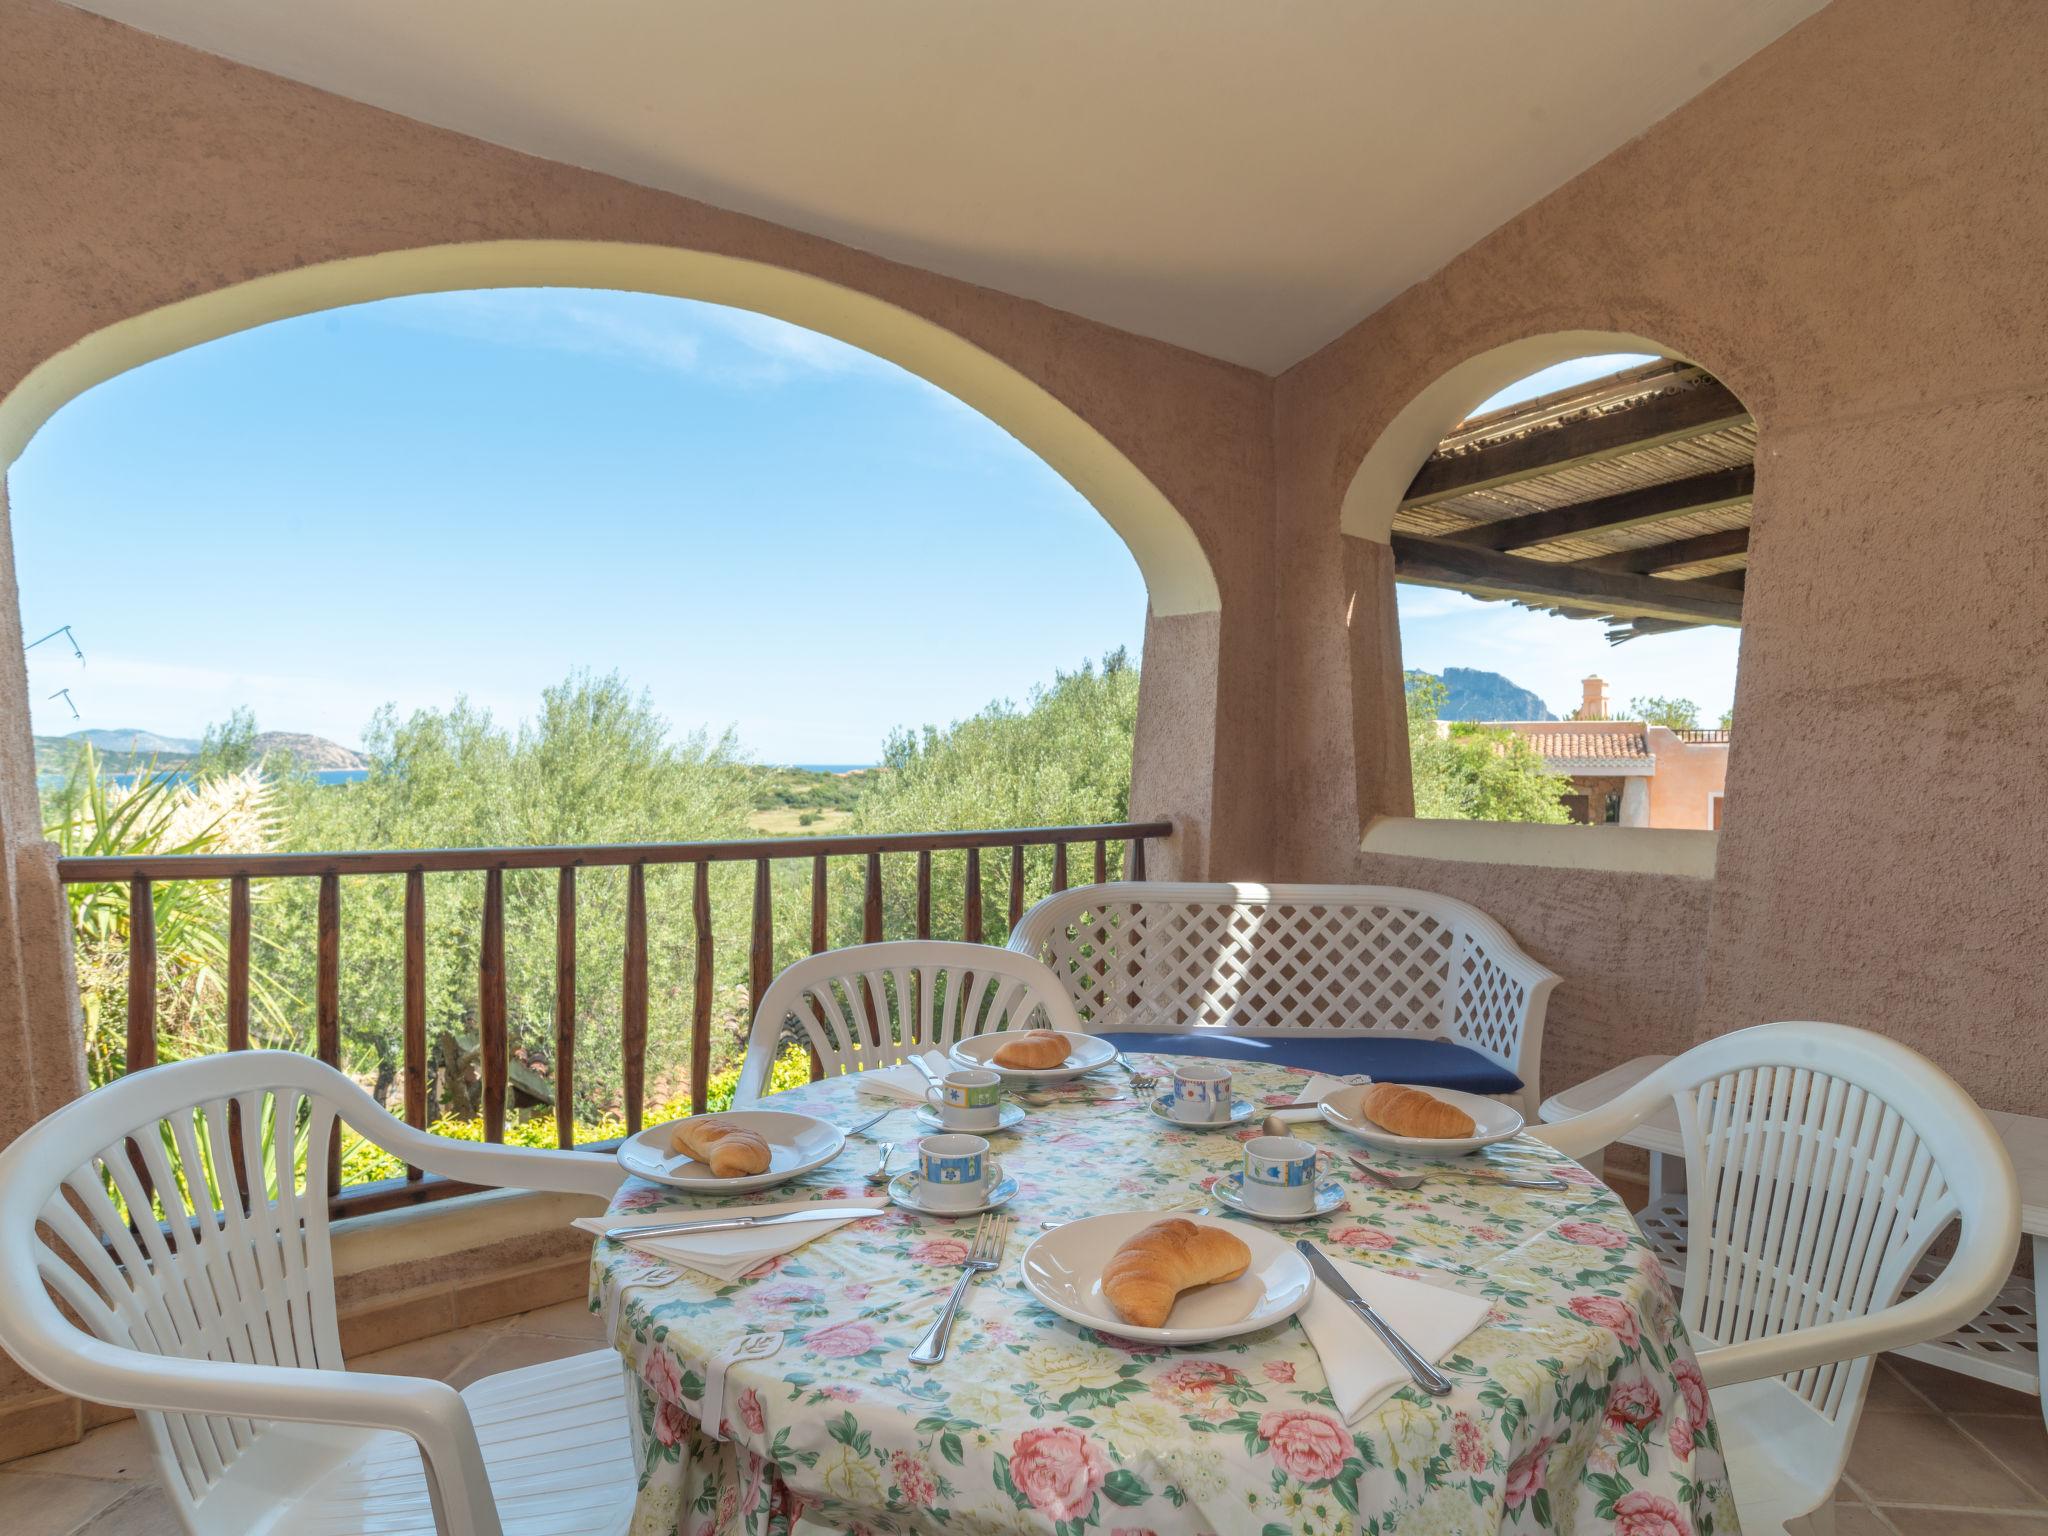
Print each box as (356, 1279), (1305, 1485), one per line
(1533, 1022), (2020, 1536)
(0, 1050), (637, 1536)
(732, 940), (1083, 1103)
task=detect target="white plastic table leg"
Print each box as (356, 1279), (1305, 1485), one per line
(2035, 1235), (2048, 1432)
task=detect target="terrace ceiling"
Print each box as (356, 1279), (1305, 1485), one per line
(1391, 360), (1754, 643)
(60, 0), (1826, 371)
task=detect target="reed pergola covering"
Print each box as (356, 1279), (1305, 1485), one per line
(1393, 359), (1753, 643)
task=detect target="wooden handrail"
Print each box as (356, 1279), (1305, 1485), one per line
(74, 818), (1170, 1221)
(56, 820), (1173, 882)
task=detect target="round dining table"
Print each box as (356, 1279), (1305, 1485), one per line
(589, 1055), (1736, 1536)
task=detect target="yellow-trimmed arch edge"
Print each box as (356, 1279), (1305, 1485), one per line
(0, 240), (1221, 616)
(1340, 329), (1683, 545)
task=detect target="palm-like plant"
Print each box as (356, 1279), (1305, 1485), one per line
(46, 745), (292, 1084)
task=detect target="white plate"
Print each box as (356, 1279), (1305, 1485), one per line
(915, 1101), (1029, 1133)
(617, 1110), (847, 1194)
(1148, 1094), (1259, 1130)
(1318, 1085), (1525, 1156)
(888, 1165), (1020, 1216)
(949, 1030), (1116, 1085)
(1213, 1171), (1349, 1221)
(1019, 1211), (1313, 1344)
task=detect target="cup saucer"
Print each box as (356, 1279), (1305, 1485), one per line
(888, 1164), (1020, 1217)
(1213, 1171), (1348, 1221)
(1149, 1093), (1259, 1130)
(915, 1101), (1028, 1133)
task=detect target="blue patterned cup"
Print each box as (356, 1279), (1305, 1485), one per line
(1242, 1135), (1319, 1216)
(1171, 1063), (1233, 1123)
(925, 1068), (1003, 1131)
(916, 1133), (990, 1209)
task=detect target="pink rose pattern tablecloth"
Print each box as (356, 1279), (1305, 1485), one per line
(589, 1056), (1737, 1536)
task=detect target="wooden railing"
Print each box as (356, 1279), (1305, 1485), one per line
(57, 821), (1167, 1218)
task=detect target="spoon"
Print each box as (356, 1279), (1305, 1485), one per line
(867, 1142), (895, 1183)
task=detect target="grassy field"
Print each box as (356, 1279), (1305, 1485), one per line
(746, 765), (874, 838)
(746, 804), (855, 836)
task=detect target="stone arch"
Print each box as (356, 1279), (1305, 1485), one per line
(0, 239), (1221, 616)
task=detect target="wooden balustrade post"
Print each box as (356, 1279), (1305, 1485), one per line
(1131, 837), (1148, 881)
(480, 869), (507, 1145)
(623, 864), (648, 1133)
(403, 870), (427, 1180)
(1052, 842), (1069, 893)
(127, 877), (157, 1075)
(750, 857), (773, 1016)
(810, 854), (829, 954)
(916, 850), (933, 940)
(691, 861), (713, 1114)
(863, 854), (883, 944)
(226, 875), (250, 1052)
(554, 866), (577, 1150)
(1009, 845), (1025, 932)
(316, 872), (341, 1189)
(964, 848), (983, 944)
(1094, 839), (1108, 886)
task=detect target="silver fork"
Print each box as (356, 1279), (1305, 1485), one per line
(1130, 1073), (1158, 1108)
(1346, 1150), (1565, 1192)
(909, 1212), (1010, 1366)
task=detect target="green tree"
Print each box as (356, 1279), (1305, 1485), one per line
(193, 705), (261, 778)
(840, 651), (1141, 944)
(1628, 694), (1701, 731)
(1406, 671), (1571, 823)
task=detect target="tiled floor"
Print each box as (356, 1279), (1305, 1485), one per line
(0, 1297), (608, 1534)
(2, 1323), (2043, 1532)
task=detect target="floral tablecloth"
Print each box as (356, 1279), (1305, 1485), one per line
(589, 1056), (1737, 1536)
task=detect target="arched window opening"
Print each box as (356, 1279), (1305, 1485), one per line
(1392, 352), (1749, 831)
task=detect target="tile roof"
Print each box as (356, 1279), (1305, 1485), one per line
(1519, 728), (1651, 761)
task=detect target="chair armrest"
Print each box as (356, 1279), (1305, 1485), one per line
(58, 1339), (505, 1535)
(325, 1081), (624, 1201)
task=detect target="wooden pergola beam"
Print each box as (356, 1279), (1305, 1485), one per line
(1391, 533), (1744, 626)
(1441, 466), (1755, 553)
(1401, 380), (1750, 508)
(1574, 524), (1752, 574)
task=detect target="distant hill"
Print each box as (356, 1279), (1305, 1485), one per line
(34, 728), (367, 775)
(1430, 668), (1556, 722)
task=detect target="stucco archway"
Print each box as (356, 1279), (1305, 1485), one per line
(0, 240), (1221, 618)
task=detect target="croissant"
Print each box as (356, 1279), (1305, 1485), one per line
(992, 1029), (1072, 1070)
(670, 1118), (773, 1178)
(1360, 1083), (1476, 1140)
(1102, 1218), (1251, 1329)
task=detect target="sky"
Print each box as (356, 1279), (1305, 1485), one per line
(10, 309), (1739, 761)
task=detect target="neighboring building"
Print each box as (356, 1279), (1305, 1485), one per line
(1492, 676), (1728, 830)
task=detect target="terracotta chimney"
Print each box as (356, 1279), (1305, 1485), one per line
(1580, 675), (1611, 721)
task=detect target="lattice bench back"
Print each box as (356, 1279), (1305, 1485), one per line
(1008, 882), (1559, 1097)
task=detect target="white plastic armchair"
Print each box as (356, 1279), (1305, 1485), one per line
(0, 1050), (635, 1536)
(732, 940), (1083, 1103)
(1533, 1021), (2019, 1534)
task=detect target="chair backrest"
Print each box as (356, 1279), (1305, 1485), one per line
(1534, 1022), (2019, 1452)
(0, 1052), (357, 1524)
(733, 941), (1083, 1102)
(1008, 880), (1557, 1071)
(0, 1050), (624, 1530)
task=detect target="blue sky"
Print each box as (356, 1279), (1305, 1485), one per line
(11, 302), (1738, 760)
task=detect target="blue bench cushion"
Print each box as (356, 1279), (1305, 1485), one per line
(1096, 1031), (1523, 1095)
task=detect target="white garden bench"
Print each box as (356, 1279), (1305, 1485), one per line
(1544, 1055), (2048, 1425)
(1008, 881), (1558, 1112)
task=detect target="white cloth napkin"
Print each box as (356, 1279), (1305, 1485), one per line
(1298, 1248), (1491, 1422)
(576, 1199), (875, 1283)
(1267, 1073), (1367, 1124)
(854, 1050), (954, 1104)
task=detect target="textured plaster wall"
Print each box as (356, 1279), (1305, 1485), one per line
(1273, 0), (2048, 1110)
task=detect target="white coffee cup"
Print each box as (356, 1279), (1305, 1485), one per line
(1241, 1134), (1319, 1216)
(925, 1068), (1003, 1131)
(1171, 1063), (1234, 1123)
(916, 1133), (992, 1210)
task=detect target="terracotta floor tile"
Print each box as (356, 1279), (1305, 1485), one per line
(1871, 1511), (2048, 1536)
(1867, 1360), (1941, 1413)
(74, 1484), (185, 1534)
(507, 1297), (608, 1342)
(1846, 1411), (2044, 1508)
(1959, 1416), (2048, 1500)
(1835, 1504), (1897, 1536)
(446, 1330), (595, 1391)
(1888, 1356), (2042, 1418)
(0, 1470), (131, 1532)
(350, 1324), (500, 1383)
(8, 1419), (152, 1483)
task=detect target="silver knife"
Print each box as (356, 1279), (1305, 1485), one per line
(605, 1206), (885, 1241)
(1295, 1240), (1453, 1398)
